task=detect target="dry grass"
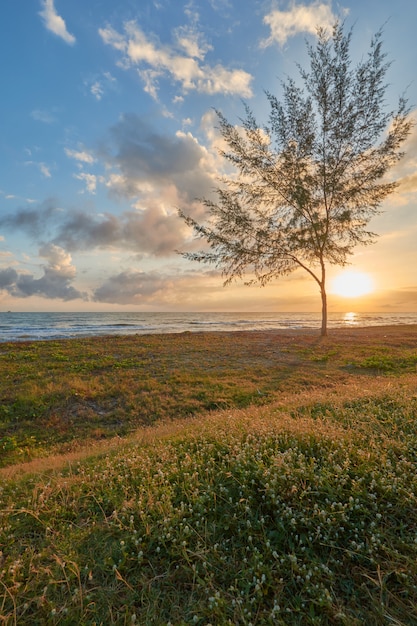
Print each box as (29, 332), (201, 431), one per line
(1, 326), (417, 624)
(2, 370), (415, 482)
(1, 325), (416, 468)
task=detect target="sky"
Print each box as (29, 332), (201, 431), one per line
(0, 0), (416, 313)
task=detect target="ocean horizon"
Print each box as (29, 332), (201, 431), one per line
(0, 311), (416, 342)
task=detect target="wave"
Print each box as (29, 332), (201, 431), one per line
(102, 322), (144, 328)
(0, 311), (416, 342)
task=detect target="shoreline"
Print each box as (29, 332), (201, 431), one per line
(1, 321), (417, 345)
(1, 310), (417, 342)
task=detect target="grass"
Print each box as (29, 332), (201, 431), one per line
(1, 326), (417, 624)
(1, 326), (417, 467)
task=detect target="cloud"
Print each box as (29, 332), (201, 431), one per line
(92, 267), (226, 306)
(361, 286), (417, 311)
(0, 200), (59, 239)
(101, 113), (216, 204)
(208, 0), (233, 11)
(262, 1), (341, 47)
(53, 206), (190, 257)
(0, 114), (224, 260)
(39, 243), (76, 279)
(39, 0), (76, 45)
(74, 173), (100, 194)
(25, 161), (52, 178)
(0, 190), (37, 204)
(65, 148), (100, 193)
(397, 172), (417, 194)
(0, 198), (191, 259)
(0, 268), (18, 289)
(31, 109), (56, 124)
(85, 71), (117, 101)
(99, 21), (253, 99)
(0, 244), (86, 301)
(173, 24), (213, 60)
(120, 206), (191, 256)
(93, 269), (172, 304)
(40, 163), (52, 178)
(65, 148), (96, 164)
(0, 252), (15, 266)
(90, 81), (104, 100)
(92, 267), (262, 308)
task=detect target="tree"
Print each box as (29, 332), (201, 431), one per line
(179, 23), (413, 336)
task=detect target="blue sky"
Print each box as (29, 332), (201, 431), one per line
(0, 0), (416, 312)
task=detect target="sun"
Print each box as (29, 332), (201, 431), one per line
(330, 271), (374, 298)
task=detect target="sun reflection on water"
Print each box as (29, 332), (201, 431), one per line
(343, 312), (358, 326)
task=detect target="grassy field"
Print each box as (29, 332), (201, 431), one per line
(1, 326), (417, 624)
(1, 326), (417, 468)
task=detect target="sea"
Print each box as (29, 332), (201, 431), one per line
(0, 311), (416, 342)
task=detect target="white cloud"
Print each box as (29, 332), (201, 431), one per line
(262, 1), (342, 47)
(86, 71), (117, 101)
(31, 109), (56, 124)
(138, 68), (163, 101)
(25, 161), (52, 178)
(39, 163), (52, 178)
(208, 0), (232, 11)
(90, 81), (104, 100)
(39, 0), (76, 45)
(39, 243), (76, 279)
(65, 148), (96, 164)
(65, 146), (101, 193)
(74, 173), (100, 194)
(173, 25), (213, 60)
(0, 190), (37, 203)
(99, 21), (253, 99)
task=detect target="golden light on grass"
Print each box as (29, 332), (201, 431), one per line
(330, 270), (374, 298)
(2, 330), (417, 624)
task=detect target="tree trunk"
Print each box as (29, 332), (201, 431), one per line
(320, 283), (327, 337)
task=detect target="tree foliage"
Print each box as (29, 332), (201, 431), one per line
(180, 23), (412, 335)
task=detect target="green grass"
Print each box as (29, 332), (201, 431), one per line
(1, 326), (417, 467)
(1, 390), (417, 624)
(1, 326), (417, 624)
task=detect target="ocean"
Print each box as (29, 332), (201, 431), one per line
(0, 311), (416, 342)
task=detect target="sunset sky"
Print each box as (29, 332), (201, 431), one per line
(0, 0), (416, 313)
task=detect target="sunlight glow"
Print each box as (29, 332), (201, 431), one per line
(343, 311), (358, 326)
(330, 271), (374, 298)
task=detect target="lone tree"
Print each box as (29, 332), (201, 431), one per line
(179, 23), (412, 336)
